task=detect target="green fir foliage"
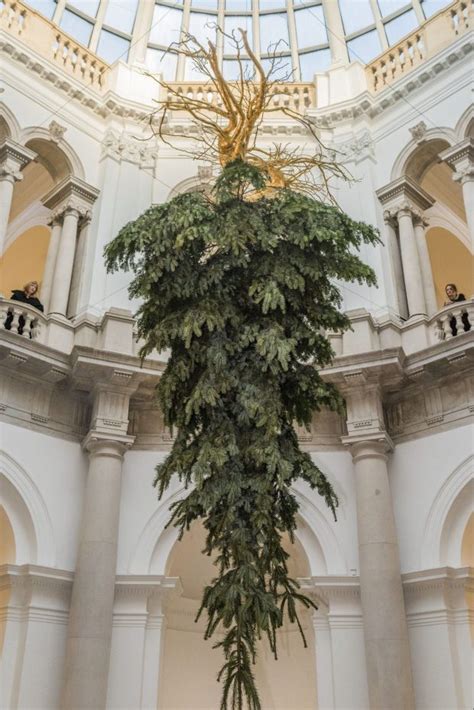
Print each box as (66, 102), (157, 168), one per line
(105, 161), (379, 710)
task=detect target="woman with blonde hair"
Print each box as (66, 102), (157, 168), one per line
(5, 280), (44, 335)
(9, 280), (44, 311)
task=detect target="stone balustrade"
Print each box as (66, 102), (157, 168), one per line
(432, 299), (473, 340)
(0, 0), (108, 91)
(1, 297), (472, 363)
(161, 82), (316, 113)
(1, 299), (45, 341)
(366, 0), (472, 93)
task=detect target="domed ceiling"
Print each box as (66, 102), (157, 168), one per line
(27, 0), (452, 80)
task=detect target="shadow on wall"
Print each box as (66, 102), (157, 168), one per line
(0, 226), (51, 299)
(426, 227), (474, 307)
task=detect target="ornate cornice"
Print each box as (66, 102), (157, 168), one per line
(41, 176), (100, 218)
(376, 175), (435, 212)
(439, 137), (474, 168)
(0, 137), (36, 180)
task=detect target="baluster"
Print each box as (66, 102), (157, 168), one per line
(441, 313), (454, 340)
(21, 310), (34, 338)
(464, 302), (474, 331)
(30, 316), (40, 341)
(9, 308), (20, 334)
(1, 303), (11, 331)
(434, 318), (444, 341)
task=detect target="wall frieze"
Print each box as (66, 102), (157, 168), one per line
(328, 130), (375, 164)
(101, 129), (158, 170)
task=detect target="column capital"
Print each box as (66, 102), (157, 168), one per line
(342, 431), (394, 461)
(453, 165), (474, 185)
(439, 137), (474, 180)
(42, 175), (99, 218)
(82, 430), (135, 457)
(376, 175), (435, 213)
(0, 138), (36, 181)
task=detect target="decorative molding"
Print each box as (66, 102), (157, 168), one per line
(101, 129), (158, 170)
(329, 130), (375, 164)
(409, 121), (428, 143)
(376, 175), (435, 212)
(0, 137), (36, 180)
(48, 120), (67, 144)
(42, 175), (99, 220)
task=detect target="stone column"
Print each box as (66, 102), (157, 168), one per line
(383, 209), (408, 320)
(62, 431), (133, 710)
(0, 139), (36, 255)
(377, 176), (435, 319)
(349, 435), (414, 710)
(455, 168), (474, 252)
(342, 381), (414, 710)
(397, 205), (427, 317)
(42, 176), (99, 317)
(48, 207), (80, 316)
(440, 138), (474, 253)
(40, 214), (63, 311)
(67, 212), (92, 318)
(413, 213), (438, 315)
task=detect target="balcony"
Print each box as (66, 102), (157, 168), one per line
(0, 0), (108, 91)
(366, 0), (472, 93)
(1, 297), (472, 362)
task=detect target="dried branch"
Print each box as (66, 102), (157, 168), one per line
(146, 28), (350, 199)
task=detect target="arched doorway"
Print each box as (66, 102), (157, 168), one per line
(158, 520), (318, 710)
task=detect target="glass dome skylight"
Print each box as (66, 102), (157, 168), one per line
(25, 0), (453, 80)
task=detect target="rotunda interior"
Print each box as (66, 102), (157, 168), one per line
(0, 0), (472, 709)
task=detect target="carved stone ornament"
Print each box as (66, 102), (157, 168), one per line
(197, 164), (214, 182)
(409, 121), (427, 142)
(48, 120), (67, 143)
(329, 130), (374, 163)
(101, 130), (158, 170)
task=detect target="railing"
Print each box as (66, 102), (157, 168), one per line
(0, 0), (108, 90)
(0, 299), (46, 341)
(162, 82), (316, 113)
(366, 0), (472, 93)
(432, 300), (473, 341)
(1, 296), (472, 364)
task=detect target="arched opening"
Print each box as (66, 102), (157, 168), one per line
(1, 136), (77, 302)
(158, 520), (317, 710)
(382, 132), (473, 320)
(439, 478), (473, 568)
(0, 506), (16, 655)
(1, 225), (51, 299)
(426, 227), (474, 307)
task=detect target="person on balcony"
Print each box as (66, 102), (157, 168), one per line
(4, 281), (44, 335)
(444, 283), (470, 336)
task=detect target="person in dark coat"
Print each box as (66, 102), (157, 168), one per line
(4, 281), (44, 335)
(444, 283), (470, 335)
